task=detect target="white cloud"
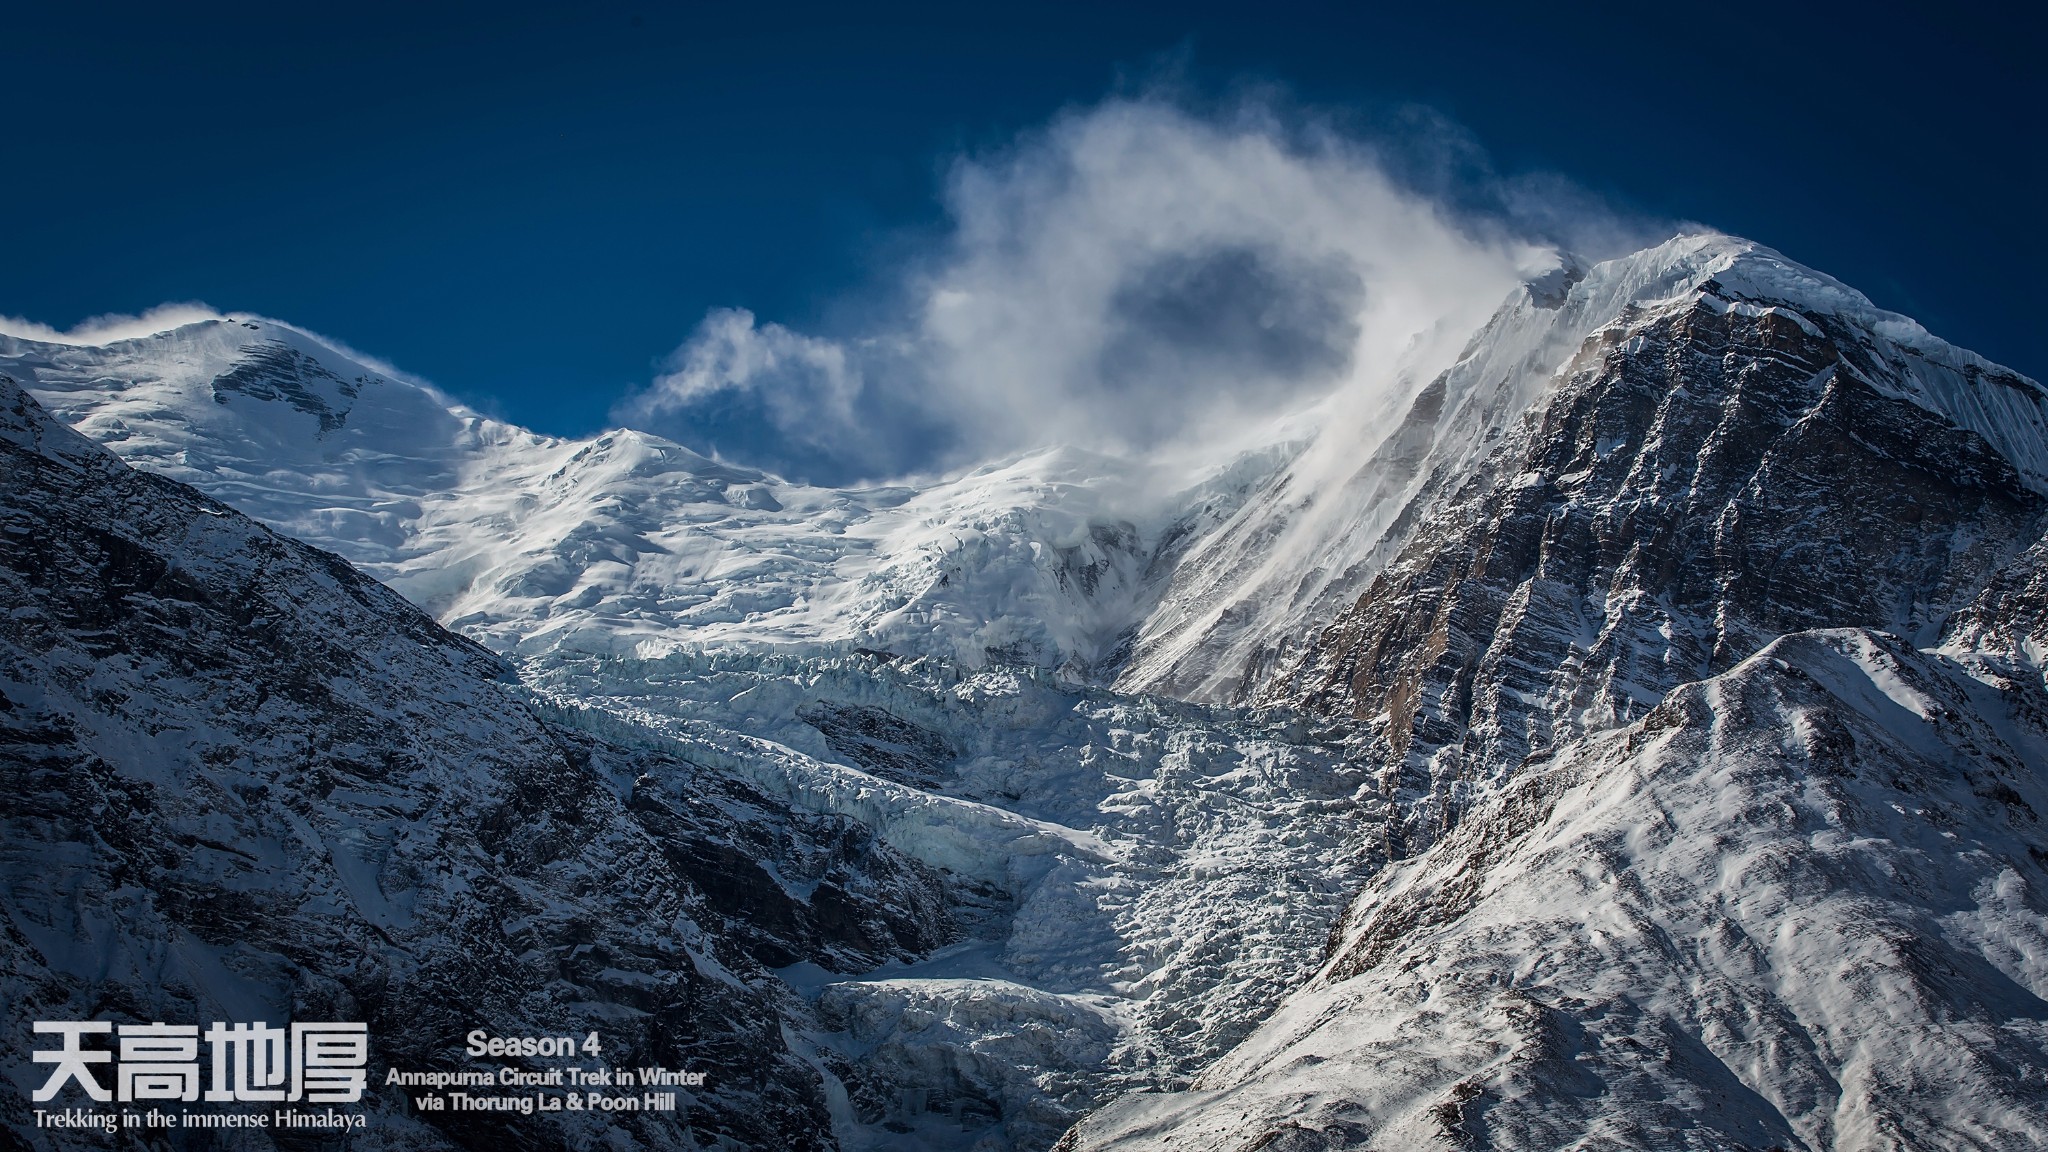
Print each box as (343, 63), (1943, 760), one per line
(636, 308), (858, 443)
(618, 95), (1585, 484)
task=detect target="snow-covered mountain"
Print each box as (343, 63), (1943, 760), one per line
(1317, 239), (2041, 843)
(1119, 233), (2048, 707)
(1062, 242), (2048, 1150)
(7, 230), (2048, 1151)
(10, 236), (2044, 711)
(3, 319), (1266, 674)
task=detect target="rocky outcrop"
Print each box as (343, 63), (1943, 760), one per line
(1944, 531), (2048, 666)
(210, 340), (367, 435)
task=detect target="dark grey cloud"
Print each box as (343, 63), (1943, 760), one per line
(1099, 244), (1364, 444)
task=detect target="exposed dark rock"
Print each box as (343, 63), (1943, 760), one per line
(798, 701), (959, 789)
(211, 342), (366, 435)
(1271, 292), (2046, 854)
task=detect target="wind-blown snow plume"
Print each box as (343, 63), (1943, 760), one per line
(0, 302), (226, 345)
(620, 97), (1560, 484)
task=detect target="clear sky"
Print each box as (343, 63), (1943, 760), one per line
(4, 1), (2039, 457)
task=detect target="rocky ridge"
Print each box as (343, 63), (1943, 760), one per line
(1266, 237), (2048, 856)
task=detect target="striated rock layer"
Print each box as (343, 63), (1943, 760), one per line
(1265, 237), (2048, 856)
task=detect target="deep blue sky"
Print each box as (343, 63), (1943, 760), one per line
(4, 1), (2039, 438)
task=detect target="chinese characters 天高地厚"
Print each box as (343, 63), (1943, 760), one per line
(31, 1021), (368, 1104)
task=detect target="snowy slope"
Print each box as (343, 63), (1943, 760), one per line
(1063, 626), (2048, 1152)
(2, 320), (1267, 674)
(1117, 233), (2048, 706)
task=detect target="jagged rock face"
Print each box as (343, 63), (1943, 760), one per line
(1062, 628), (2048, 1152)
(0, 378), (954, 1150)
(622, 756), (953, 970)
(1271, 283), (2045, 855)
(1116, 237), (1788, 708)
(797, 701), (961, 789)
(1946, 532), (2048, 666)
